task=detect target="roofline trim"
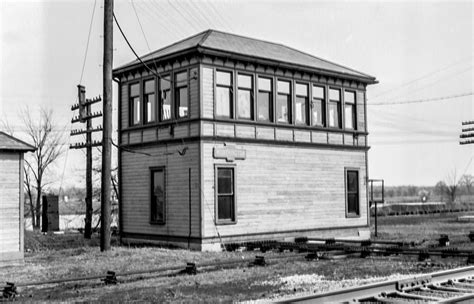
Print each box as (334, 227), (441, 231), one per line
(0, 131), (36, 152)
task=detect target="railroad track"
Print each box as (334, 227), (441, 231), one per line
(279, 266), (474, 303)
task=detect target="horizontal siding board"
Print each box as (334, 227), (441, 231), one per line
(311, 131), (327, 144)
(235, 125), (255, 139)
(328, 133), (343, 145)
(256, 127), (274, 140)
(201, 142), (368, 238)
(294, 130), (311, 143)
(202, 67), (214, 119)
(275, 128), (293, 141)
(215, 123), (235, 137)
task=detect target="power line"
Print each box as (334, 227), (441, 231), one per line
(166, 0), (201, 32)
(79, 0), (98, 84)
(369, 92), (473, 106)
(131, 0), (151, 51)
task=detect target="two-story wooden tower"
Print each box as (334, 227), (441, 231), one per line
(113, 30), (377, 250)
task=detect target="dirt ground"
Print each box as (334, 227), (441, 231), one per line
(2, 212), (473, 303)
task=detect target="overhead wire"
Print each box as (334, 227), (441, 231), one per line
(79, 0), (98, 84)
(173, 0), (207, 31)
(166, 0), (201, 33)
(131, 0), (151, 51)
(368, 91), (473, 106)
(141, 1), (184, 38)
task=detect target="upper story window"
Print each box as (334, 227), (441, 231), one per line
(216, 70), (233, 118)
(130, 82), (141, 126)
(276, 80), (291, 124)
(295, 83), (308, 126)
(160, 76), (171, 121)
(175, 71), (188, 118)
(257, 77), (272, 122)
(144, 79), (156, 124)
(237, 74), (253, 120)
(344, 90), (356, 130)
(328, 88), (341, 128)
(312, 85), (325, 127)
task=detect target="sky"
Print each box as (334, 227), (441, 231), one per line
(0, 0), (473, 188)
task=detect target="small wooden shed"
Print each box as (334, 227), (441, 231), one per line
(0, 131), (35, 264)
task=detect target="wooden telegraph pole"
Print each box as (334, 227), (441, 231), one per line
(101, 0), (113, 251)
(70, 86), (102, 239)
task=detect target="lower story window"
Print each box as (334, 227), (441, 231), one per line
(346, 169), (360, 216)
(151, 168), (166, 224)
(216, 167), (235, 223)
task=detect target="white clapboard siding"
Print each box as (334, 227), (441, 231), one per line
(0, 152), (20, 254)
(201, 142), (368, 238)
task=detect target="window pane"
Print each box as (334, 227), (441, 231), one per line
(216, 71), (231, 86)
(347, 193), (359, 214)
(237, 90), (252, 120)
(146, 93), (156, 123)
(258, 77), (271, 91)
(175, 71), (187, 84)
(295, 96), (307, 125)
(345, 104), (354, 129)
(257, 91), (270, 121)
(217, 168), (233, 194)
(218, 196), (233, 220)
(329, 88), (340, 101)
(328, 102), (339, 127)
(144, 79), (155, 94)
(344, 91), (355, 104)
(132, 97), (140, 124)
(151, 170), (165, 222)
(276, 94), (289, 123)
(238, 74), (252, 89)
(160, 76), (170, 90)
(177, 87), (188, 118)
(277, 80), (290, 94)
(130, 83), (139, 97)
(312, 100), (323, 126)
(216, 87), (231, 117)
(295, 83), (308, 96)
(347, 171), (358, 192)
(312, 85), (324, 99)
(161, 89), (171, 120)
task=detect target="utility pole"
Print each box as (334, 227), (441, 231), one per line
(101, 0), (113, 251)
(70, 86), (102, 239)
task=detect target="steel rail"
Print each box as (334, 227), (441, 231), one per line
(277, 266), (474, 303)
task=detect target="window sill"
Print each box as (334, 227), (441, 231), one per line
(345, 213), (360, 219)
(215, 220), (237, 225)
(150, 221), (166, 225)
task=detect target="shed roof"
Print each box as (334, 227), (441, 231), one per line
(0, 131), (36, 152)
(114, 29), (376, 83)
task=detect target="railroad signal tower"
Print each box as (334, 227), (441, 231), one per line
(70, 84), (103, 239)
(460, 120), (474, 145)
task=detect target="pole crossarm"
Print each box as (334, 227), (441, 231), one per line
(71, 112), (103, 123)
(69, 141), (103, 149)
(461, 120), (474, 126)
(71, 96), (102, 110)
(70, 126), (103, 136)
(460, 140), (474, 145)
(460, 133), (474, 139)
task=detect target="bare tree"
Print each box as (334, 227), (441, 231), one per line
(22, 107), (66, 229)
(460, 174), (473, 195)
(444, 169), (459, 204)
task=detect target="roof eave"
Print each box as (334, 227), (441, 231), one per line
(197, 47), (377, 85)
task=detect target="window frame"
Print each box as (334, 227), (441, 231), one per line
(143, 77), (157, 124)
(311, 84), (326, 127)
(159, 74), (172, 122)
(295, 82), (309, 126)
(256, 75), (274, 123)
(150, 166), (166, 225)
(328, 87), (342, 129)
(276, 78), (292, 125)
(174, 69), (189, 119)
(214, 164), (237, 225)
(344, 89), (357, 130)
(129, 81), (141, 126)
(345, 168), (360, 218)
(236, 73), (254, 121)
(214, 69), (234, 119)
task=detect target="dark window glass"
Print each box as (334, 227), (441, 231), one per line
(175, 71), (188, 118)
(277, 80), (291, 124)
(217, 167), (235, 222)
(160, 76), (171, 121)
(312, 85), (325, 127)
(144, 79), (156, 123)
(216, 71), (233, 118)
(295, 83), (308, 125)
(257, 77), (272, 122)
(346, 170), (359, 215)
(130, 83), (140, 126)
(237, 74), (253, 120)
(151, 168), (165, 223)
